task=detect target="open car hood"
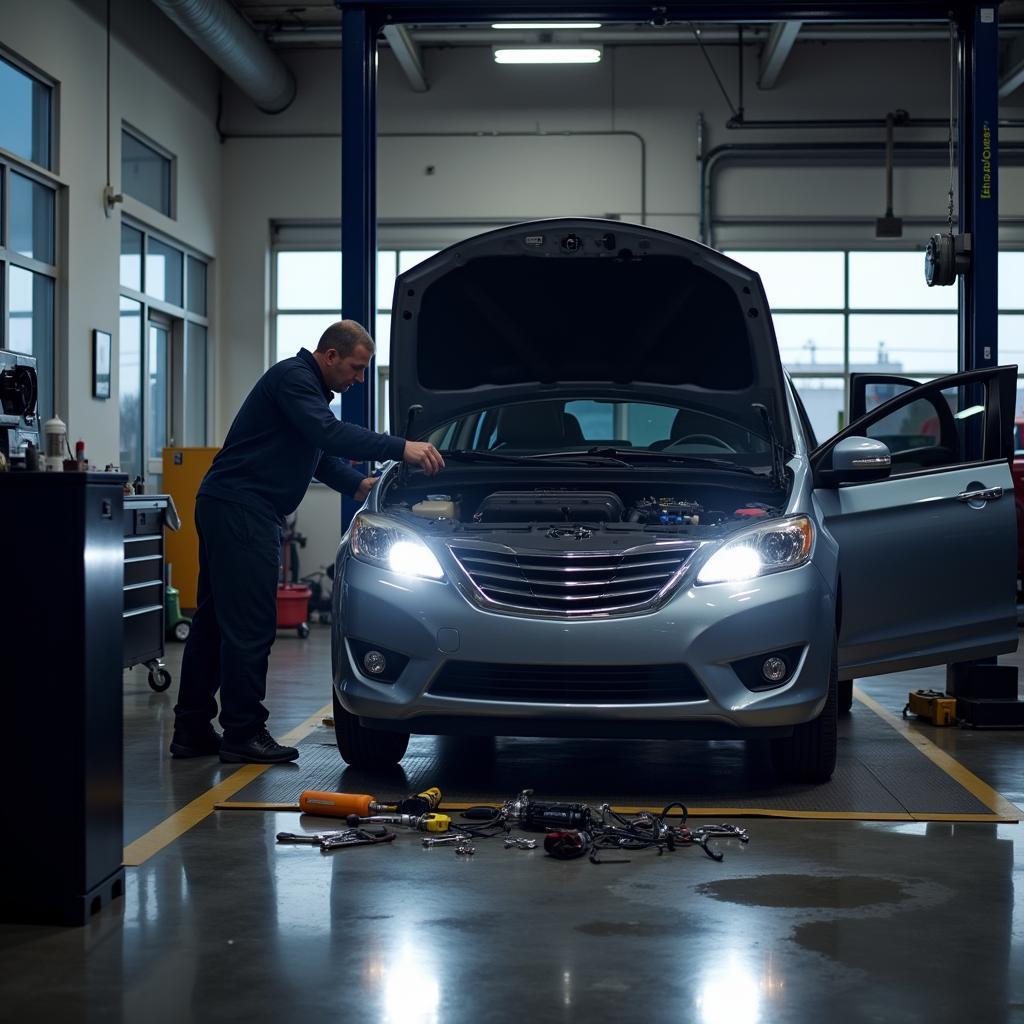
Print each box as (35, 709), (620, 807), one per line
(388, 218), (793, 451)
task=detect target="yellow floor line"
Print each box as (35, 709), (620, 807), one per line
(208, 691), (1022, 829)
(123, 703), (332, 867)
(215, 801), (1009, 822)
(853, 686), (1022, 821)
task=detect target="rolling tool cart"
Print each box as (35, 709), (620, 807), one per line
(123, 493), (181, 691)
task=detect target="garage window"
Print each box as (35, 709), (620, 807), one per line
(119, 220), (210, 487)
(725, 249), (1022, 442)
(271, 246), (436, 428)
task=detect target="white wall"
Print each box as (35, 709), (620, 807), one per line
(0, 0), (221, 468)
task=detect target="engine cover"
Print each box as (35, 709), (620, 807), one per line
(474, 490), (625, 523)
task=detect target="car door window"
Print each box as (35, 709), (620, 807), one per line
(864, 386), (962, 474)
(813, 365), (1016, 481)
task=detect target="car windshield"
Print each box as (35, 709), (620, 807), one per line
(425, 398), (774, 464)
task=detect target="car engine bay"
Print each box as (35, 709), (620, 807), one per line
(376, 469), (786, 545)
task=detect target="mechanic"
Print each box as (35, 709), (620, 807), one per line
(170, 320), (444, 764)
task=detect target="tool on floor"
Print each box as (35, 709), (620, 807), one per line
(504, 837), (538, 850)
(343, 812), (452, 833)
(276, 828), (396, 851)
(543, 830), (592, 860)
(903, 689), (957, 726)
(505, 790), (592, 831)
(422, 834), (464, 847)
(298, 787), (442, 818)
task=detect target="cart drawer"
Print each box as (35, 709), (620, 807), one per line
(124, 554), (163, 587)
(124, 606), (163, 666)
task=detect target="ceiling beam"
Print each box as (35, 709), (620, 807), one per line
(758, 20), (802, 89)
(999, 32), (1024, 98)
(382, 23), (429, 92)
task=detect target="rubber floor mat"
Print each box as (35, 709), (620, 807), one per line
(218, 697), (1018, 821)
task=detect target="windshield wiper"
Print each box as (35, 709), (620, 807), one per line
(442, 449), (537, 464)
(442, 449), (631, 467)
(751, 405), (788, 490)
(579, 447), (761, 474)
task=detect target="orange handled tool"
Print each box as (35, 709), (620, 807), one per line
(298, 787), (443, 818)
(299, 791), (378, 817)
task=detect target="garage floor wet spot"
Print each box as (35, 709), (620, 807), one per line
(695, 875), (908, 909)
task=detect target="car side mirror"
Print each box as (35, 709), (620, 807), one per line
(826, 436), (892, 485)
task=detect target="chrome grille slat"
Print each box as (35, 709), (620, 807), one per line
(449, 541), (695, 617)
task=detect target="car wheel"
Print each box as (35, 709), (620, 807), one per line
(332, 689), (409, 768)
(770, 643), (838, 783)
(838, 678), (853, 715)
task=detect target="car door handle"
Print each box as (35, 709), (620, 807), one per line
(956, 486), (1003, 503)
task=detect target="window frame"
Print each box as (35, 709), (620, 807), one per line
(0, 44), (58, 174)
(1, 153), (62, 424)
(120, 122), (177, 220)
(725, 247), (1024, 439)
(119, 216), (211, 482)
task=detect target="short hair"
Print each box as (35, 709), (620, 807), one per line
(316, 320), (375, 358)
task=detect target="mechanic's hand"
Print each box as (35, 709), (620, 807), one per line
(403, 440), (445, 476)
(354, 475), (378, 503)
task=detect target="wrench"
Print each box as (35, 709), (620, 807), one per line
(422, 834), (463, 847)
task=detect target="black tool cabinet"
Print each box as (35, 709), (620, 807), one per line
(0, 472), (127, 925)
(122, 494), (178, 692)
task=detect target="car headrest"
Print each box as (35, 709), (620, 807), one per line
(496, 402), (565, 448)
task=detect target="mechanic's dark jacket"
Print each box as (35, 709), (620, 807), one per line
(199, 348), (405, 520)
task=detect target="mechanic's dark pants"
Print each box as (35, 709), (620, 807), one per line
(174, 496), (281, 743)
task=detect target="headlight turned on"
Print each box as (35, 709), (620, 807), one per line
(696, 516), (814, 585)
(350, 513), (445, 580)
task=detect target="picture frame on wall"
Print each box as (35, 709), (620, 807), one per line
(93, 329), (111, 400)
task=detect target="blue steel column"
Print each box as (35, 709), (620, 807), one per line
(341, 7), (379, 530)
(958, 4), (999, 383)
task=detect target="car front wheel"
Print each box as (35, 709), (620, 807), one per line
(769, 643), (838, 783)
(332, 689), (410, 768)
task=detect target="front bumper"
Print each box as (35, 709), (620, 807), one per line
(333, 553), (835, 739)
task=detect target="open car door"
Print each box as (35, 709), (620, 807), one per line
(811, 365), (1018, 681)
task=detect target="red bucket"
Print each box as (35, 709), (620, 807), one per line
(276, 583), (311, 627)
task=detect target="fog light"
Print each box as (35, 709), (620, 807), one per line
(761, 656), (788, 683)
(363, 650), (387, 675)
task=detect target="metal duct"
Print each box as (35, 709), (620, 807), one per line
(150, 0), (296, 113)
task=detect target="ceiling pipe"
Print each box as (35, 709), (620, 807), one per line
(149, 0), (296, 113)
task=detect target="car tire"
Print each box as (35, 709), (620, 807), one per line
(770, 643), (838, 783)
(838, 678), (854, 714)
(332, 688), (410, 768)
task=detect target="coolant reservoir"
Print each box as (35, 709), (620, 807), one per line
(412, 499), (458, 520)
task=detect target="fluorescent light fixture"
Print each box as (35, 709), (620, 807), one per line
(492, 22), (602, 29)
(493, 47), (602, 64)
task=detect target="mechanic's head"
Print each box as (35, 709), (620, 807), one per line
(314, 320), (375, 393)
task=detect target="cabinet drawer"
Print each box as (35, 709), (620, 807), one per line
(124, 554), (164, 587)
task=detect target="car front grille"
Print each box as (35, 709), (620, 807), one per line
(428, 661), (706, 704)
(447, 542), (696, 616)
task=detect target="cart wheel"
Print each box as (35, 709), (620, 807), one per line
(172, 620), (191, 642)
(149, 668), (172, 692)
(297, 622), (310, 639)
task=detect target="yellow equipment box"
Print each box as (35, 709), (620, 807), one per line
(903, 689), (957, 726)
(162, 446), (219, 610)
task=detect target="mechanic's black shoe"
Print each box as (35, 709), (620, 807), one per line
(219, 726), (299, 764)
(169, 727), (222, 759)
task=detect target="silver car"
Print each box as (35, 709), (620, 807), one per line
(331, 218), (1018, 782)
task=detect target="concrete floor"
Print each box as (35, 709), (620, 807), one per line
(2, 626), (1024, 1023)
